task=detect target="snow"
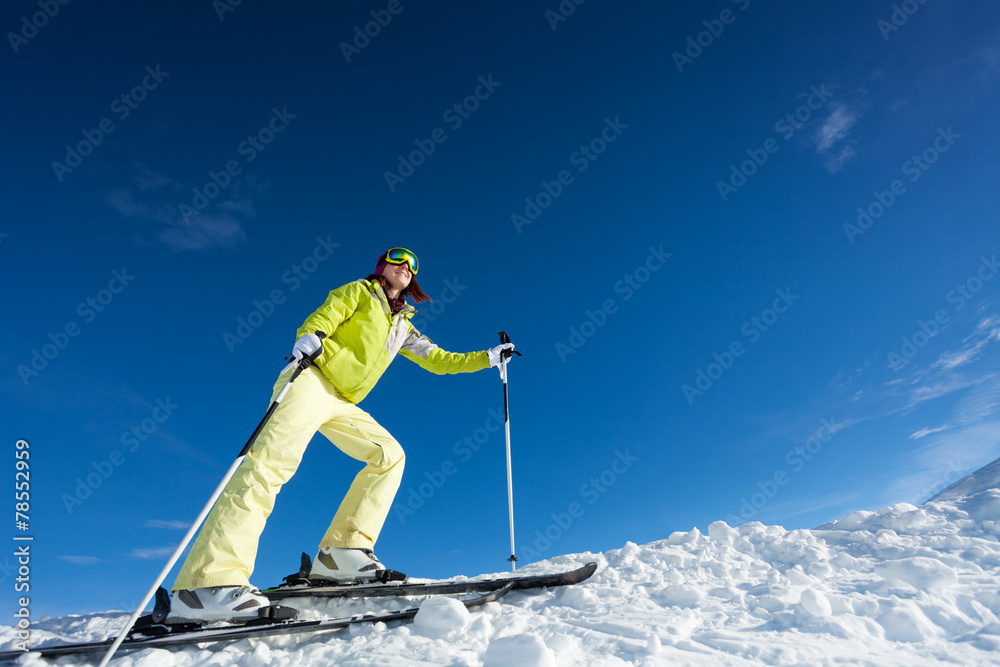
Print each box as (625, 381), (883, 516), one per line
(483, 633), (556, 667)
(4, 458), (1000, 666)
(929, 456), (1000, 503)
(413, 596), (472, 638)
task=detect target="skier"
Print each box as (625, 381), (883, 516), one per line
(167, 247), (515, 622)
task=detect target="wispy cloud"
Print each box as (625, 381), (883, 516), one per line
(931, 317), (1000, 371)
(816, 104), (860, 153)
(880, 315), (1000, 416)
(133, 164), (177, 192)
(805, 308), (1000, 505)
(145, 519), (190, 530)
(879, 315), (1000, 502)
(808, 417), (859, 441)
(59, 555), (102, 565)
(129, 546), (176, 560)
(932, 344), (987, 371)
(778, 490), (867, 523)
(156, 213), (247, 251)
(910, 425), (950, 440)
(105, 188), (171, 223)
(823, 144), (857, 174)
(744, 490), (865, 526)
(104, 163), (262, 251)
(884, 420), (1000, 504)
(810, 314), (997, 432)
(813, 103), (863, 174)
(978, 44), (1000, 69)
(899, 373), (985, 412)
(952, 374), (1000, 426)
(887, 99), (908, 113)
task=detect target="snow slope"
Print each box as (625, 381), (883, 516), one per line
(929, 456), (1000, 504)
(3, 462), (999, 666)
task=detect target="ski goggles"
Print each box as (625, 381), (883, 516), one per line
(383, 247), (419, 274)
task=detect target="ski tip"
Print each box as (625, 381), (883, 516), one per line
(577, 562), (599, 582)
(476, 582), (514, 605)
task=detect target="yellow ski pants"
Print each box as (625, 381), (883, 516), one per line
(172, 366), (405, 590)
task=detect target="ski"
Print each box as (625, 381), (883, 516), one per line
(0, 584), (512, 661)
(263, 561), (598, 600)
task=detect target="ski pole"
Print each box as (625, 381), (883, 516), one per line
(498, 331), (522, 571)
(99, 332), (326, 667)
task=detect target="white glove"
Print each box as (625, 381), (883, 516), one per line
(487, 343), (515, 368)
(281, 333), (324, 374)
(292, 333), (323, 358)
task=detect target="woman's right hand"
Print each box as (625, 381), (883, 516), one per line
(281, 333), (325, 374)
(292, 333), (324, 359)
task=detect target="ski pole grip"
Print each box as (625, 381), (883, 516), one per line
(288, 331), (327, 381)
(497, 331), (522, 359)
(306, 331), (327, 363)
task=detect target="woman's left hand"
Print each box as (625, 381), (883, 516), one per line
(487, 343), (516, 368)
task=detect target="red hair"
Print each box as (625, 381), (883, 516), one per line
(366, 273), (432, 303)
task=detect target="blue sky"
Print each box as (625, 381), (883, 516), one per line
(2, 0), (999, 620)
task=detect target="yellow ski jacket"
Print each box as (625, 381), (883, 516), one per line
(296, 279), (488, 403)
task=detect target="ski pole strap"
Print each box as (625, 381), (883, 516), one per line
(281, 331), (328, 378)
(290, 331), (327, 380)
(497, 331), (523, 360)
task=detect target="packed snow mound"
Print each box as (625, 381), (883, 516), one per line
(927, 455), (1000, 503)
(3, 496), (999, 665)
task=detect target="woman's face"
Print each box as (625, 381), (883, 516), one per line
(382, 262), (412, 292)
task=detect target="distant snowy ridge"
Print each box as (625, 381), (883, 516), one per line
(927, 455), (1000, 503)
(2, 459), (999, 665)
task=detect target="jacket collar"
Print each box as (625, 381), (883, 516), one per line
(362, 278), (416, 318)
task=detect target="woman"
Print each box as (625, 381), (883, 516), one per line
(168, 248), (514, 622)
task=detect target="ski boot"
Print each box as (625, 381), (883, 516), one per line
(165, 584), (274, 624)
(308, 547), (406, 584)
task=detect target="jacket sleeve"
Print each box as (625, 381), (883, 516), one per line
(296, 281), (366, 339)
(398, 324), (489, 375)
